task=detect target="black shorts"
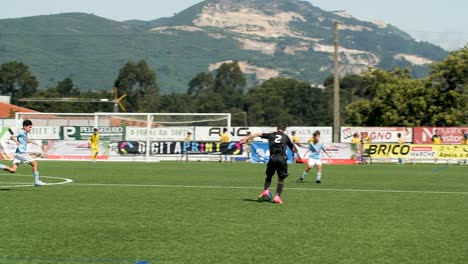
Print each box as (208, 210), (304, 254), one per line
(266, 154), (288, 180)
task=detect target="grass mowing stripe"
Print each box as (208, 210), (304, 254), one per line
(69, 182), (468, 195)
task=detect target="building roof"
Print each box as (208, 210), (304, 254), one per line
(0, 102), (38, 118)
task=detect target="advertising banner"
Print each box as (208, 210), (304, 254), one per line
(29, 126), (60, 140)
(364, 144), (468, 160)
(295, 143), (356, 164)
(249, 142), (294, 163)
(341, 127), (413, 143)
(124, 126), (333, 142)
(126, 127), (193, 141)
(109, 141), (243, 156)
(61, 126), (125, 141)
(45, 140), (109, 160)
(196, 126), (299, 141)
(286, 127), (333, 143)
(2, 126), (60, 140)
(234, 127), (332, 143)
(413, 127), (468, 144)
(194, 127), (260, 141)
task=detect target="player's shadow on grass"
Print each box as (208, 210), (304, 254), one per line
(0, 188), (36, 192)
(242, 198), (261, 203)
(293, 181), (316, 185)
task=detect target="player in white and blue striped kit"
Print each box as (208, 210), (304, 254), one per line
(297, 130), (329, 184)
(0, 120), (45, 186)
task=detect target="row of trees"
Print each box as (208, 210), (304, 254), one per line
(345, 47), (467, 126)
(0, 46), (466, 126)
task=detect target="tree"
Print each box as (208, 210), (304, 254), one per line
(56, 78), (80, 97)
(245, 84), (291, 126)
(159, 93), (194, 113)
(114, 60), (160, 112)
(321, 74), (368, 126)
(345, 68), (434, 126)
(194, 91), (225, 113)
(0, 61), (38, 104)
(426, 46), (467, 125)
(186, 72), (222, 113)
(187, 72), (214, 97)
(245, 77), (322, 126)
(185, 63), (246, 116)
(213, 61), (246, 109)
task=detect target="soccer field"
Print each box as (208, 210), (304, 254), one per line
(1, 161), (467, 264)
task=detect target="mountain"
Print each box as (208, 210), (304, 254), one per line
(407, 30), (468, 51)
(0, 0), (448, 93)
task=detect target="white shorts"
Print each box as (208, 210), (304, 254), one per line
(13, 152), (34, 165)
(308, 158), (322, 167)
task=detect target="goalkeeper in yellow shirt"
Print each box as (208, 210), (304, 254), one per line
(219, 128), (230, 162)
(88, 128), (99, 162)
(220, 128), (229, 142)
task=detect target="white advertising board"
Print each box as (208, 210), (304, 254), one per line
(341, 127), (413, 143)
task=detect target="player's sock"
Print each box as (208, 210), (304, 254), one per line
(297, 171), (307, 183)
(264, 181), (271, 190)
(316, 172), (321, 181)
(276, 181), (284, 196)
(0, 164), (6, 169)
(34, 171), (39, 184)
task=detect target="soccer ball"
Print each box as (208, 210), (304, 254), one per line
(264, 192), (273, 202)
(259, 192), (273, 202)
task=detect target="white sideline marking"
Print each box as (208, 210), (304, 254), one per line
(2, 173), (466, 195)
(70, 183), (468, 195)
(0, 174), (73, 188)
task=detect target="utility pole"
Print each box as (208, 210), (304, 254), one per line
(333, 20), (340, 143)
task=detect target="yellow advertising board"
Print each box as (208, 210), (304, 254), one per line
(363, 144), (468, 159)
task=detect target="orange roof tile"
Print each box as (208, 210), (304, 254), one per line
(0, 102), (38, 118)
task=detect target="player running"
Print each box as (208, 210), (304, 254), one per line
(240, 124), (297, 204)
(296, 130), (329, 184)
(0, 120), (45, 186)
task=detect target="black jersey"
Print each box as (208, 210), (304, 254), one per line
(261, 132), (295, 156)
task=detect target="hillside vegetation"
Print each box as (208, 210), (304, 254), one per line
(0, 0), (447, 93)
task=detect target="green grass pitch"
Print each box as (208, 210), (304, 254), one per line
(0, 161), (467, 264)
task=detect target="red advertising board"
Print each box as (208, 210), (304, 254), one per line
(413, 127), (467, 144)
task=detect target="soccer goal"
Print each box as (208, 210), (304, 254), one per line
(95, 113), (232, 161)
(15, 112), (232, 162)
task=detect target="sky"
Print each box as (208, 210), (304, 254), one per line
(0, 0), (466, 50)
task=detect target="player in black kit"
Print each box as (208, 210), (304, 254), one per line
(240, 124), (297, 204)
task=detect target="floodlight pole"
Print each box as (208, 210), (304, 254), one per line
(333, 20), (340, 143)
